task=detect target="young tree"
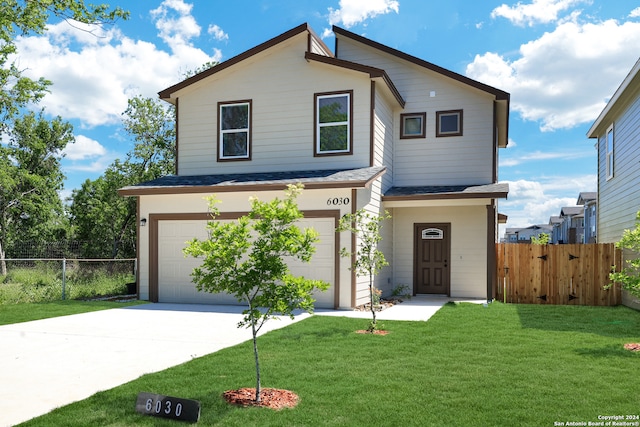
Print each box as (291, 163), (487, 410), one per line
(338, 209), (391, 331)
(183, 184), (329, 403)
(609, 211), (640, 298)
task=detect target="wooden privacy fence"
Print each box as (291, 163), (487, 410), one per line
(495, 244), (622, 306)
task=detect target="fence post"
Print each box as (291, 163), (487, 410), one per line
(62, 258), (66, 300)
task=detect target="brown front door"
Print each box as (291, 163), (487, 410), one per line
(414, 223), (451, 295)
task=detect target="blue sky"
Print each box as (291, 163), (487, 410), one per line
(11, 0), (640, 235)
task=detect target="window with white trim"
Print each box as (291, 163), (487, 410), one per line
(606, 125), (614, 180)
(436, 109), (463, 137)
(400, 113), (426, 139)
(315, 91), (352, 155)
(218, 100), (251, 160)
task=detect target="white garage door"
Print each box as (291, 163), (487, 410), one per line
(157, 217), (335, 308)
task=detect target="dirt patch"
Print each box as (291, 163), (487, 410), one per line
(355, 329), (389, 335)
(353, 298), (403, 312)
(624, 343), (640, 352)
(223, 388), (299, 410)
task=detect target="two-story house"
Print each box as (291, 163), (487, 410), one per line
(587, 57), (640, 308)
(557, 206), (584, 244)
(577, 192), (597, 243)
(119, 24), (510, 308)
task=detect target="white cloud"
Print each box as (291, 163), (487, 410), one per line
(499, 175), (595, 229)
(208, 24), (228, 41)
(466, 18), (640, 131)
(12, 4), (219, 128)
(491, 0), (588, 27)
(324, 0), (399, 35)
(151, 0), (200, 51)
(630, 7), (640, 18)
(63, 135), (106, 160)
(500, 148), (593, 167)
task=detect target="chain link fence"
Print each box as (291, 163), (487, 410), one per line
(0, 258), (136, 305)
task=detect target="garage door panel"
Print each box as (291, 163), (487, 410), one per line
(157, 217), (335, 308)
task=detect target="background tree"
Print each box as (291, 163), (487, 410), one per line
(0, 111), (73, 274)
(609, 211), (640, 298)
(183, 184), (329, 403)
(338, 209), (391, 332)
(531, 233), (550, 245)
(69, 95), (175, 258)
(0, 1), (128, 270)
(1, 1), (128, 133)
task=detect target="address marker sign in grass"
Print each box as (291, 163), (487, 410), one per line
(183, 184), (329, 404)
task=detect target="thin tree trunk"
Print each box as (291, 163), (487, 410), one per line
(0, 239), (6, 276)
(251, 315), (261, 403)
(369, 277), (376, 328)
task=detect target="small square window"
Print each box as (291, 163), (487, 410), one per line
(436, 110), (463, 137)
(400, 113), (426, 139)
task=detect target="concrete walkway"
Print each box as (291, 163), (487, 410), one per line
(0, 296), (476, 426)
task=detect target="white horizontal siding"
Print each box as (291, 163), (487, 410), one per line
(176, 33), (372, 176)
(597, 89), (640, 243)
(338, 38), (496, 186)
(373, 89), (394, 192)
(392, 205), (488, 299)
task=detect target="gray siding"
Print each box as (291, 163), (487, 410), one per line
(337, 38), (495, 187)
(598, 85), (640, 243)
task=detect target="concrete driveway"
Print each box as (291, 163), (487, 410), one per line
(0, 304), (311, 427)
(0, 296), (463, 426)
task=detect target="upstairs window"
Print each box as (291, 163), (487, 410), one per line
(400, 113), (426, 139)
(315, 91), (352, 155)
(219, 100), (251, 161)
(436, 109), (463, 137)
(606, 125), (614, 180)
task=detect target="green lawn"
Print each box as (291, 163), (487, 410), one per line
(0, 300), (147, 326)
(19, 302), (640, 426)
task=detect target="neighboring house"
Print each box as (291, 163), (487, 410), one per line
(587, 57), (640, 309)
(503, 228), (519, 243)
(119, 23), (510, 308)
(549, 216), (563, 244)
(503, 225), (551, 243)
(577, 191), (597, 243)
(558, 206), (584, 244)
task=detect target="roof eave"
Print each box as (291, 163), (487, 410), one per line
(118, 167), (386, 197)
(587, 57), (640, 138)
(159, 23), (328, 102)
(332, 25), (510, 101)
(304, 52), (405, 107)
(382, 190), (508, 203)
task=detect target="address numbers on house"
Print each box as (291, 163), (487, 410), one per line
(327, 197), (350, 206)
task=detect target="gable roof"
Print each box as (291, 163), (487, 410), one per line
(304, 52), (405, 107)
(332, 26), (510, 148)
(560, 206), (583, 217)
(587, 57), (640, 138)
(158, 23), (331, 102)
(332, 26), (509, 100)
(577, 192), (597, 205)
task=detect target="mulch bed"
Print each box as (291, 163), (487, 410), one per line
(355, 329), (389, 335)
(624, 343), (640, 352)
(353, 298), (403, 312)
(223, 388), (299, 410)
